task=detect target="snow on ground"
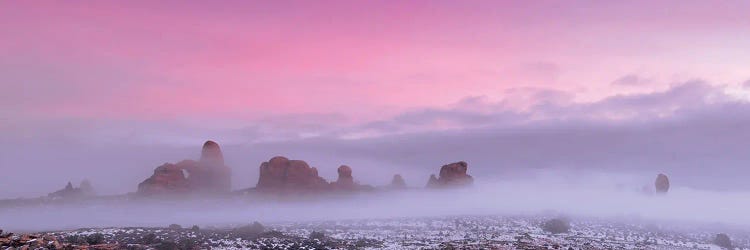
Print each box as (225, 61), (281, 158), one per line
(33, 215), (749, 249)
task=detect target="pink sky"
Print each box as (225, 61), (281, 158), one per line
(5, 1), (750, 197)
(2, 0), (750, 130)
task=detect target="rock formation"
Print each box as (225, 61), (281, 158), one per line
(426, 161), (473, 188)
(426, 174), (439, 188)
(654, 173), (670, 194)
(79, 179), (95, 196)
(137, 162), (191, 195)
(200, 140), (224, 165)
(390, 174), (407, 189)
(256, 156), (329, 191)
(331, 165), (355, 188)
(48, 180), (95, 199)
(137, 140), (232, 195)
(1, 232), (66, 249)
(329, 165), (374, 191)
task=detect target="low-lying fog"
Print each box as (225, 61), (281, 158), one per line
(2, 171), (747, 233)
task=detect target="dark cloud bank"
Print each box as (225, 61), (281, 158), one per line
(2, 80), (750, 199)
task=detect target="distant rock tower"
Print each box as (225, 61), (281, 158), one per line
(426, 161), (473, 188)
(390, 174), (407, 189)
(334, 165), (355, 188)
(200, 140), (224, 165)
(137, 140), (232, 195)
(654, 173), (670, 194)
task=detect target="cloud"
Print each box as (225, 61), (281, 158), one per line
(611, 74), (652, 86)
(3, 81), (750, 199)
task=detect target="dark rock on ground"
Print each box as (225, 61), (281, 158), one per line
(714, 233), (733, 249)
(543, 218), (571, 234)
(309, 231), (325, 240)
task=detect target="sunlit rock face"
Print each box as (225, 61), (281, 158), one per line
(137, 162), (191, 195)
(256, 156), (329, 191)
(427, 161), (473, 188)
(390, 174), (407, 189)
(655, 173), (670, 194)
(137, 140), (232, 195)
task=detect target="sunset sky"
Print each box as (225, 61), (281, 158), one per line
(2, 1), (750, 198)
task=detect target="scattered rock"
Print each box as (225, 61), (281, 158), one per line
(86, 233), (105, 245)
(426, 162), (473, 188)
(655, 173), (670, 194)
(140, 233), (159, 245)
(309, 231), (325, 240)
(714, 233), (732, 249)
(233, 222), (265, 239)
(542, 218), (571, 234)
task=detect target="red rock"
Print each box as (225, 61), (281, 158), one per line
(137, 163), (190, 195)
(427, 161), (473, 188)
(655, 173), (670, 194)
(200, 140), (224, 165)
(333, 165), (355, 188)
(137, 140), (232, 195)
(256, 156), (329, 191)
(390, 174), (407, 189)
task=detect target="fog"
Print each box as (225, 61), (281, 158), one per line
(3, 81), (750, 234)
(4, 81), (750, 200)
(2, 171), (748, 233)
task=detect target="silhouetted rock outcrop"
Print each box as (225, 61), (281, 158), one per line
(137, 140), (232, 195)
(79, 179), (95, 196)
(256, 156), (329, 191)
(426, 161), (473, 188)
(655, 173), (670, 194)
(426, 174), (439, 188)
(390, 174), (407, 189)
(48, 180), (96, 199)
